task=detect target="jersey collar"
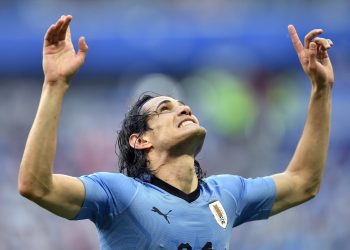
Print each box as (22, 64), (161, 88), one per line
(150, 176), (200, 203)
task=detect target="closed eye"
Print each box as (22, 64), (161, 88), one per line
(159, 105), (171, 113)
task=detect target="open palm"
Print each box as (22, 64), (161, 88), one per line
(43, 15), (88, 84)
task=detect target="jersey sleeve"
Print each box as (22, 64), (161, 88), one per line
(208, 175), (276, 227)
(71, 172), (138, 227)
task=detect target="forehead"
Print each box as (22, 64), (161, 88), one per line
(141, 96), (177, 111)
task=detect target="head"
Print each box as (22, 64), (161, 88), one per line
(117, 94), (206, 180)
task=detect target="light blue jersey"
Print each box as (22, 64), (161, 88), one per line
(73, 173), (276, 249)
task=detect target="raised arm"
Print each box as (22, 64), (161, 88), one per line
(18, 15), (88, 219)
(271, 25), (334, 215)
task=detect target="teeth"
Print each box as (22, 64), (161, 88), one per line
(180, 120), (194, 128)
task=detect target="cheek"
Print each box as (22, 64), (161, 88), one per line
(149, 122), (176, 140)
(154, 123), (174, 134)
(149, 115), (175, 130)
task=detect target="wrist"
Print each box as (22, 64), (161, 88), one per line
(311, 83), (332, 100)
(43, 78), (70, 91)
(310, 76), (334, 90)
(43, 79), (70, 97)
(311, 80), (333, 92)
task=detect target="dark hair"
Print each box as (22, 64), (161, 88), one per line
(116, 94), (205, 180)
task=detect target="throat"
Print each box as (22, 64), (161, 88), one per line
(149, 154), (198, 193)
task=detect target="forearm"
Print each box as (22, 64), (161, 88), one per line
(286, 84), (332, 194)
(19, 81), (68, 198)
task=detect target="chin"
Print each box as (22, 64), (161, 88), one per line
(180, 124), (206, 138)
(194, 131), (205, 155)
(174, 125), (206, 155)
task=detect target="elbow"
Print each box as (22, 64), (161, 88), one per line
(18, 179), (50, 201)
(304, 183), (321, 201)
(18, 182), (38, 200)
(18, 171), (33, 199)
(18, 185), (33, 199)
(18, 164), (52, 200)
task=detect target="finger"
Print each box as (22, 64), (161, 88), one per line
(48, 18), (66, 44)
(327, 39), (334, 46)
(76, 36), (88, 65)
(44, 24), (56, 46)
(317, 45), (329, 60)
(44, 21), (62, 46)
(53, 16), (66, 40)
(304, 28), (323, 49)
(58, 15), (72, 41)
(308, 42), (317, 70)
(288, 25), (303, 55)
(66, 26), (72, 43)
(314, 37), (332, 49)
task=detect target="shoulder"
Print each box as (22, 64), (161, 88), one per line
(204, 174), (275, 197)
(205, 174), (274, 186)
(204, 174), (243, 188)
(73, 172), (142, 223)
(80, 172), (135, 182)
(79, 172), (140, 192)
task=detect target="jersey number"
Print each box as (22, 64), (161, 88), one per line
(178, 242), (212, 250)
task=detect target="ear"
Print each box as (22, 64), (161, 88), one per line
(129, 133), (152, 150)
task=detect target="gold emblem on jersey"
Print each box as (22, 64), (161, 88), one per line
(209, 200), (227, 229)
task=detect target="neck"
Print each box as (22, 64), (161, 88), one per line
(148, 153), (198, 194)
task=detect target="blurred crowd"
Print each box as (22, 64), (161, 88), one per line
(1, 0), (350, 249)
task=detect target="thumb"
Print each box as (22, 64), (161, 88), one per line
(76, 36), (88, 65)
(308, 42), (317, 70)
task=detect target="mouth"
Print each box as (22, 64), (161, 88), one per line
(178, 119), (197, 128)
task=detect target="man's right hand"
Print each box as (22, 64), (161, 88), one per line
(43, 15), (88, 85)
(18, 15), (88, 219)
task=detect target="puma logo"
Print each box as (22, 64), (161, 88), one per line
(151, 207), (172, 224)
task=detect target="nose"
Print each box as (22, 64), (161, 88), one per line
(178, 105), (192, 116)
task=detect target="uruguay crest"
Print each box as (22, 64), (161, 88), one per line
(209, 200), (227, 229)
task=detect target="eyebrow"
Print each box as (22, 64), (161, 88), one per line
(155, 99), (186, 111)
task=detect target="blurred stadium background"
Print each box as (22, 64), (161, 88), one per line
(1, 0), (349, 249)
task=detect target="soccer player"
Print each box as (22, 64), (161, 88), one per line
(18, 15), (334, 249)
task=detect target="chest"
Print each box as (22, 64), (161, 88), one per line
(101, 188), (235, 249)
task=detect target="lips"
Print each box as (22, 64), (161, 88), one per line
(178, 118), (197, 128)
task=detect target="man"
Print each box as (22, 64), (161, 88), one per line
(18, 15), (333, 249)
